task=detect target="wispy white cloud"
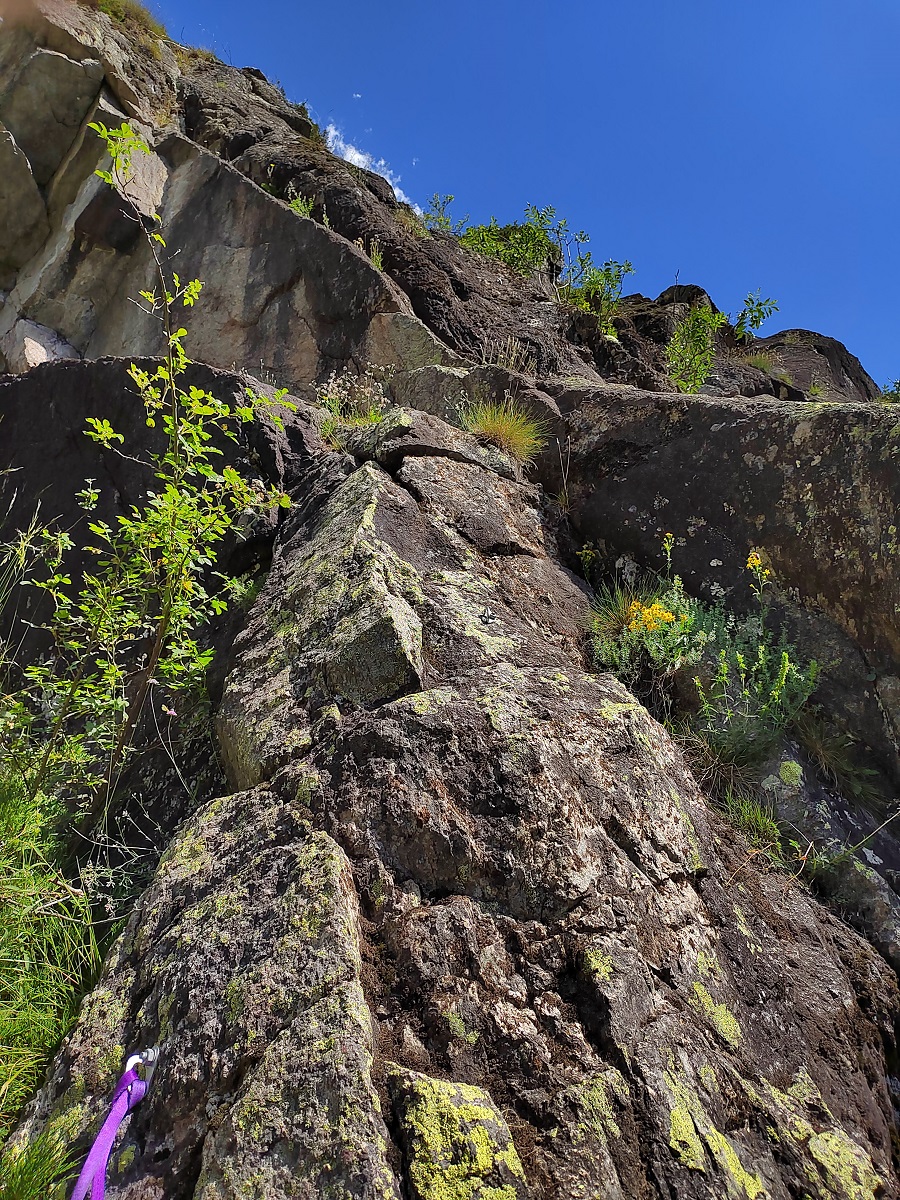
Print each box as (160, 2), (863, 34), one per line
(352, 92), (362, 99)
(325, 124), (420, 211)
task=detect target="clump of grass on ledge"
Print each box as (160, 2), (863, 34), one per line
(479, 335), (538, 378)
(740, 351), (774, 373)
(316, 364), (391, 449)
(0, 774), (100, 1145)
(459, 393), (548, 464)
(792, 708), (881, 804)
(78, 0), (167, 37)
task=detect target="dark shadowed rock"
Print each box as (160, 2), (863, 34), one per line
(547, 381), (900, 780)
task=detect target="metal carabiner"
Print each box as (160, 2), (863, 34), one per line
(125, 1045), (160, 1090)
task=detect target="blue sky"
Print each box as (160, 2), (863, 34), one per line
(151, 0), (900, 385)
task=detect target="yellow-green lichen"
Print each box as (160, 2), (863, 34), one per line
(696, 950), (721, 978)
(664, 1068), (765, 1198)
(779, 759), (804, 788)
(435, 570), (518, 660)
(670, 790), (706, 872)
(566, 1068), (629, 1144)
(704, 1125), (766, 1198)
(405, 687), (455, 716)
(598, 701), (640, 721)
(806, 1130), (881, 1199)
(114, 1144), (137, 1174)
(444, 1011), (479, 1046)
(583, 947), (614, 982)
(692, 982), (742, 1046)
(393, 1071), (526, 1200)
(670, 1104), (706, 1171)
(699, 1064), (719, 1092)
(750, 1070), (882, 1199)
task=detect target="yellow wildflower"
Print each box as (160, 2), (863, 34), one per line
(628, 601), (676, 633)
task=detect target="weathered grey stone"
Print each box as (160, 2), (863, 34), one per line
(8, 787), (402, 1198)
(0, 47), (103, 185)
(217, 459), (424, 788)
(0, 315), (79, 372)
(360, 310), (460, 372)
(0, 121), (49, 287)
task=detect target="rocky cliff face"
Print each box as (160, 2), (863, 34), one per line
(2, 3), (900, 1198)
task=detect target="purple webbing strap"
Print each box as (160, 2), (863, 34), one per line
(70, 1067), (148, 1200)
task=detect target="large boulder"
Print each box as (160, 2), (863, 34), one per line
(545, 380), (900, 781)
(7, 360), (900, 1198)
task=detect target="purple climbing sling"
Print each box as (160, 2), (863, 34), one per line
(70, 1048), (158, 1200)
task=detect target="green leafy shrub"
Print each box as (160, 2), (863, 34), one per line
(878, 380), (900, 404)
(592, 538), (818, 828)
(733, 290), (778, 343)
(459, 393), (548, 464)
(422, 194), (468, 235)
(460, 204), (559, 278)
(0, 126), (293, 828)
(0, 119), (298, 1159)
(666, 305), (727, 393)
(556, 254), (634, 334)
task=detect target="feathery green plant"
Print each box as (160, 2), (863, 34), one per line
(0, 1130), (76, 1200)
(0, 775), (99, 1145)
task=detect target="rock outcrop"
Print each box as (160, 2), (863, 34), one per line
(2, 3), (900, 1199)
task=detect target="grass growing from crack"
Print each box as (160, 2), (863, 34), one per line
(78, 0), (166, 37)
(0, 776), (100, 1145)
(459, 394), (547, 464)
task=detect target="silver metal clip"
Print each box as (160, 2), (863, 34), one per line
(125, 1046), (160, 1090)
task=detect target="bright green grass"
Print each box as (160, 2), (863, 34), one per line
(0, 775), (99, 1145)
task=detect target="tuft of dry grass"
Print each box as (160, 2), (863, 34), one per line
(459, 394), (548, 464)
(78, 0), (167, 37)
(740, 352), (774, 373)
(479, 335), (538, 377)
(792, 709), (880, 803)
